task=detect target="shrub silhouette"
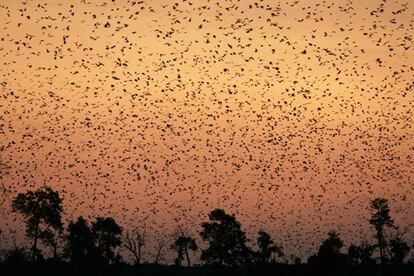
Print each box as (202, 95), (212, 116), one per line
(347, 240), (375, 265)
(308, 230), (347, 271)
(389, 234), (410, 265)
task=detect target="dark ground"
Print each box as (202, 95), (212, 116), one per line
(1, 262), (414, 276)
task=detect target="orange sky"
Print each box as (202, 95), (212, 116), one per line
(1, 0), (414, 263)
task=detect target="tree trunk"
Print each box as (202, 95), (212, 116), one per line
(134, 253), (141, 276)
(185, 246), (191, 267)
(133, 253), (139, 266)
(53, 241), (58, 260)
(378, 230), (385, 265)
(137, 246), (141, 266)
(31, 217), (40, 263)
(155, 249), (161, 265)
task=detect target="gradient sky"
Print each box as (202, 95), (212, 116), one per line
(1, 0), (414, 263)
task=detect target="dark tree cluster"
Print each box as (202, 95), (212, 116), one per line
(66, 216), (123, 269)
(1, 186), (414, 276)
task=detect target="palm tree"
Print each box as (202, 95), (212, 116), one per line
(171, 227), (198, 267)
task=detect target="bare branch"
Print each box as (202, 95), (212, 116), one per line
(154, 237), (166, 265)
(123, 225), (146, 265)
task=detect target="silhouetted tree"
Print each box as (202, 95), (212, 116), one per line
(11, 186), (63, 263)
(3, 246), (28, 265)
(327, 231), (343, 250)
(347, 240), (375, 265)
(369, 198), (394, 264)
(153, 237), (166, 265)
(42, 227), (64, 260)
(200, 209), (251, 266)
(65, 216), (94, 265)
(389, 234), (410, 265)
(309, 230), (346, 269)
(256, 230), (283, 264)
(171, 228), (198, 267)
(319, 230), (343, 254)
(91, 217), (123, 265)
(123, 226), (146, 266)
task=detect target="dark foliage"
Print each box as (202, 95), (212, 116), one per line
(11, 186), (63, 263)
(3, 187), (414, 275)
(369, 197), (394, 264)
(256, 230), (284, 264)
(200, 209), (252, 266)
(171, 228), (198, 267)
(347, 241), (375, 265)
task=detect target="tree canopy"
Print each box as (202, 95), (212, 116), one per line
(369, 197), (394, 264)
(256, 230), (284, 264)
(11, 186), (63, 262)
(171, 230), (198, 267)
(200, 208), (251, 266)
(4, 187), (414, 276)
(91, 216), (123, 265)
(65, 216), (94, 264)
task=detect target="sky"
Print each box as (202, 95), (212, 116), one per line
(0, 0), (413, 263)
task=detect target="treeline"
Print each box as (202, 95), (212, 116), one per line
(0, 186), (413, 276)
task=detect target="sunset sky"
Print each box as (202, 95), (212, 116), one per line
(1, 0), (413, 263)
